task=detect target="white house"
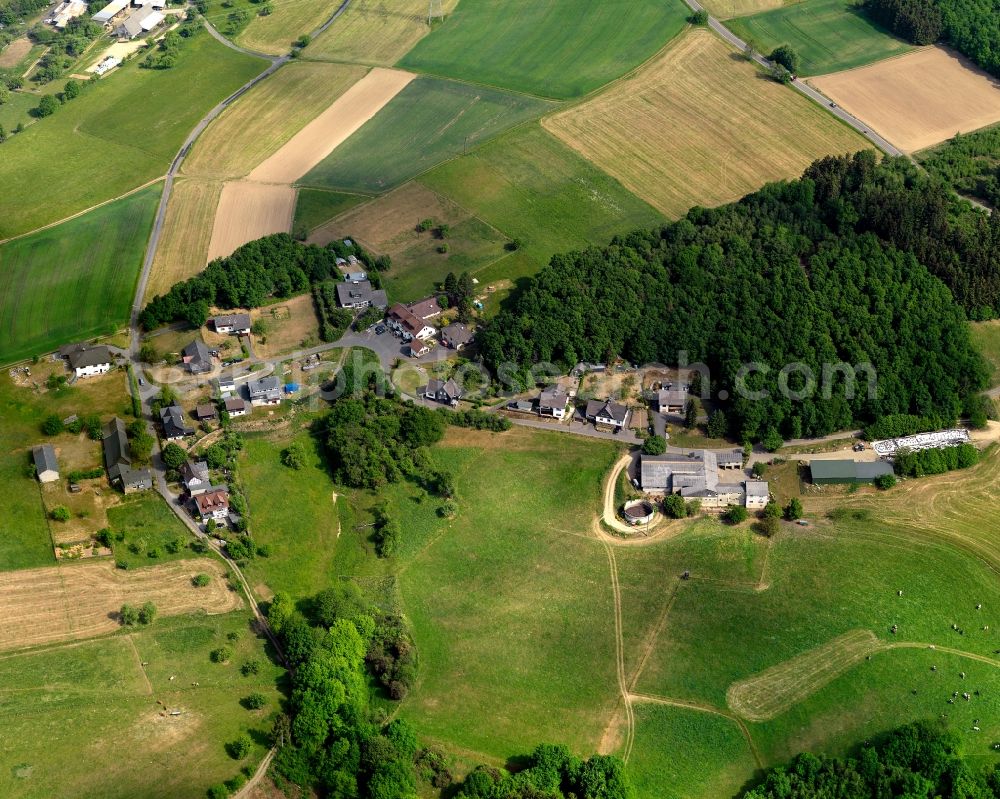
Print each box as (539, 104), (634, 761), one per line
(62, 344), (112, 378)
(180, 460), (211, 496)
(539, 387), (569, 420)
(248, 376), (282, 406)
(224, 397), (249, 417)
(585, 398), (630, 430)
(195, 487), (230, 523)
(387, 303), (435, 342)
(210, 313), (251, 335)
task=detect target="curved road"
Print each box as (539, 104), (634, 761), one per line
(680, 0), (904, 157)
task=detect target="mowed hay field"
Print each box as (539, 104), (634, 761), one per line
(183, 61), (367, 180)
(145, 178), (222, 302)
(0, 611), (283, 799)
(0, 558), (240, 652)
(207, 181), (296, 261)
(307, 0), (458, 66)
(398, 0), (691, 99)
(0, 185), (160, 364)
(311, 182), (509, 302)
(239, 0), (345, 56)
(811, 46), (1000, 152)
(300, 76), (554, 194)
(727, 0), (911, 75)
(700, 0), (785, 19)
(0, 30), (265, 239)
(544, 29), (868, 218)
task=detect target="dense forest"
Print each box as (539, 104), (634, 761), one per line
(478, 153), (990, 443)
(921, 127), (1000, 209)
(139, 234), (385, 330)
(864, 0), (1000, 77)
(743, 721), (1000, 798)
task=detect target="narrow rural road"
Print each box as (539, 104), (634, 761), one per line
(679, 0), (904, 157)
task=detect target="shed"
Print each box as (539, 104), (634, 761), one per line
(810, 459), (893, 485)
(33, 445), (59, 483)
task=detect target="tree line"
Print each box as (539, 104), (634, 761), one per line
(865, 0), (1000, 78)
(743, 720), (1000, 798)
(920, 127), (1000, 209)
(140, 234), (386, 330)
(478, 153), (989, 445)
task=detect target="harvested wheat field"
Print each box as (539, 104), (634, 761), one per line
(544, 29), (868, 218)
(183, 62), (366, 180)
(307, 0), (458, 66)
(726, 629), (881, 721)
(248, 67), (416, 185)
(146, 178), (222, 301)
(207, 181), (296, 261)
(0, 558), (240, 653)
(810, 46), (1000, 152)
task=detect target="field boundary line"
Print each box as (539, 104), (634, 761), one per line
(0, 177), (165, 246)
(627, 581), (680, 691)
(628, 691), (763, 768)
(883, 642), (1000, 668)
(127, 634), (154, 695)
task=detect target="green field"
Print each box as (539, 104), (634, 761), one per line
(398, 0), (691, 99)
(0, 185), (161, 365)
(0, 611), (283, 799)
(293, 188), (367, 234)
(239, 428), (344, 599)
(300, 76), (554, 194)
(107, 492), (200, 569)
(0, 90), (39, 136)
(0, 29), (266, 239)
(727, 0), (912, 76)
(420, 124), (665, 275)
(971, 320), (1000, 383)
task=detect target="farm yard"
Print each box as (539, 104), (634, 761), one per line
(810, 46), (1000, 152)
(543, 29), (869, 218)
(0, 30), (266, 239)
(299, 77), (555, 194)
(0, 558), (240, 652)
(398, 0), (691, 99)
(0, 611), (282, 799)
(306, 0), (459, 66)
(310, 181), (509, 302)
(0, 185), (161, 365)
(727, 0), (912, 75)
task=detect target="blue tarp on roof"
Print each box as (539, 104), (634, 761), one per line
(284, 383), (300, 393)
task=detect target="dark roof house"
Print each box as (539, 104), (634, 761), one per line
(182, 340), (213, 374)
(424, 378), (462, 405)
(441, 322), (473, 350)
(336, 280), (388, 309)
(159, 403), (194, 440)
(585, 398), (630, 427)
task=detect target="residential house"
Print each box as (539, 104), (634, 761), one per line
(182, 340), (213, 374)
(224, 397), (249, 417)
(639, 451), (763, 510)
(195, 403), (218, 422)
(217, 376), (236, 397)
(585, 398), (630, 430)
(180, 460), (211, 496)
(195, 487), (230, 524)
(424, 378), (462, 405)
(408, 340), (431, 358)
(539, 387), (569, 420)
(655, 384), (689, 415)
(62, 343), (112, 378)
(336, 280), (388, 310)
(248, 376), (282, 406)
(32, 445), (59, 483)
(745, 480), (770, 510)
(810, 459), (895, 485)
(103, 417), (151, 493)
(387, 304), (435, 341)
(210, 313), (251, 335)
(343, 271), (368, 283)
(159, 403), (194, 440)
(440, 322), (473, 350)
(407, 296), (443, 321)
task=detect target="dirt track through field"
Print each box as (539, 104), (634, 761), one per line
(810, 47), (1000, 153)
(0, 559), (241, 653)
(726, 629), (880, 721)
(248, 67), (416, 184)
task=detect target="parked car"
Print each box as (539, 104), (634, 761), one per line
(374, 324), (386, 335)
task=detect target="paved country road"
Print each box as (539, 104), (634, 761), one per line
(679, 0), (904, 157)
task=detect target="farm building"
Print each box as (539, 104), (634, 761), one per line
(103, 417), (151, 493)
(640, 450), (758, 509)
(182, 340), (213, 374)
(48, 0), (87, 27)
(440, 322), (473, 350)
(539, 387), (569, 419)
(92, 55), (122, 75)
(210, 313), (251, 335)
(623, 499), (655, 526)
(585, 398), (630, 430)
(115, 5), (163, 39)
(745, 480), (770, 509)
(61, 343), (112, 378)
(424, 378), (462, 405)
(387, 303), (435, 341)
(248, 376), (281, 406)
(92, 0), (129, 25)
(336, 280), (388, 310)
(159, 403), (194, 440)
(810, 459), (894, 485)
(32, 445), (59, 483)
(180, 460), (211, 496)
(871, 429), (970, 458)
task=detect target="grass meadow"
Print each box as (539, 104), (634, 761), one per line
(0, 30), (265, 239)
(727, 0), (911, 75)
(420, 124), (665, 273)
(0, 185), (160, 365)
(970, 320), (1000, 384)
(107, 492), (200, 569)
(0, 365), (132, 570)
(300, 77), (555, 194)
(398, 0), (691, 99)
(0, 611), (283, 799)
(239, 0), (346, 55)
(294, 188), (368, 234)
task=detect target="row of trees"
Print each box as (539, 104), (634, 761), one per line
(477, 153), (990, 445)
(743, 720), (1000, 798)
(894, 442), (979, 475)
(864, 0), (1000, 78)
